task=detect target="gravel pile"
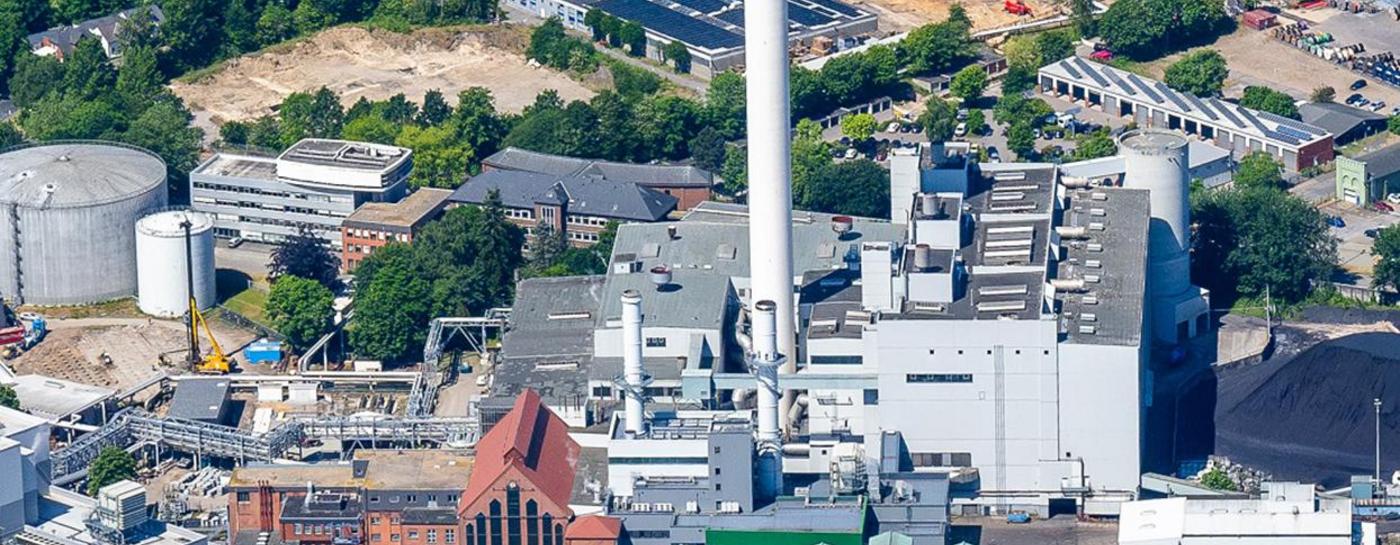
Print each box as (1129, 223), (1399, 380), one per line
(1215, 332), (1400, 487)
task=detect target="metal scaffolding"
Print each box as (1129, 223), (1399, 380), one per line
(422, 310), (509, 368)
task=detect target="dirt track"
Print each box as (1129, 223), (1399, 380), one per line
(171, 25), (595, 136)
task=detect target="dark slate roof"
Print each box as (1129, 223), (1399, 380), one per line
(27, 5), (165, 57)
(1299, 102), (1387, 137)
(1356, 144), (1400, 180)
(401, 508), (458, 525)
(168, 378), (230, 422)
(450, 170), (677, 222)
(483, 147), (714, 188)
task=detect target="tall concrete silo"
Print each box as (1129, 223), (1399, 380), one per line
(136, 210), (215, 317)
(1118, 129), (1209, 342)
(0, 142), (168, 306)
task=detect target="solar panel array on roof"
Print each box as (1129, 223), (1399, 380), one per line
(1259, 111), (1328, 137)
(789, 3), (834, 25)
(1072, 57), (1109, 87)
(1210, 98), (1246, 128)
(673, 0), (726, 14)
(805, 0), (863, 17)
(596, 0), (743, 49)
(1059, 60), (1082, 79)
(715, 7), (743, 24)
(1154, 82), (1192, 112)
(1275, 125), (1314, 141)
(1183, 93), (1218, 121)
(1234, 104), (1269, 132)
(1102, 69), (1136, 95)
(1126, 73), (1163, 103)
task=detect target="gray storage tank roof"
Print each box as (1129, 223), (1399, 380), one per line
(0, 142), (166, 209)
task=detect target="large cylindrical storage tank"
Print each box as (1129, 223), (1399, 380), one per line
(1119, 129), (1191, 298)
(136, 210), (215, 317)
(0, 142), (167, 305)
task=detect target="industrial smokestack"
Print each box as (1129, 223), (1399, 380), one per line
(744, 0), (797, 434)
(751, 299), (784, 502)
(752, 300), (783, 444)
(621, 289), (646, 436)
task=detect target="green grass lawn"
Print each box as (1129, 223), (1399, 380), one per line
(223, 286), (269, 323)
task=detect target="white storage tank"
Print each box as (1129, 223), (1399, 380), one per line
(136, 209), (215, 317)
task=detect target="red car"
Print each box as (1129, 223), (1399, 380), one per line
(1090, 50), (1113, 61)
(1375, 201), (1394, 212)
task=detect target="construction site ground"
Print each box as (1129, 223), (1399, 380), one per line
(7, 317), (259, 393)
(1137, 20), (1400, 106)
(847, 0), (1058, 33)
(171, 25), (596, 138)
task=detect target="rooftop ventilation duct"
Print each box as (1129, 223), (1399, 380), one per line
(913, 244), (934, 271)
(1050, 278), (1088, 292)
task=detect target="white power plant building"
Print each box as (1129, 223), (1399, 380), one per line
(1119, 482), (1374, 545)
(136, 209), (215, 317)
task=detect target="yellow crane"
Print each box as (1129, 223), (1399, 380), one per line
(181, 217), (229, 375)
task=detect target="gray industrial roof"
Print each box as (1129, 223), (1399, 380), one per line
(1059, 140), (1231, 181)
(7, 375), (115, 420)
(1057, 187), (1150, 346)
(1299, 102), (1387, 138)
(483, 147), (714, 188)
(1355, 144), (1400, 180)
(1039, 57), (1331, 148)
(696, 496), (866, 532)
(168, 378), (230, 422)
(0, 142), (166, 208)
(595, 269), (735, 330)
(193, 153), (279, 181)
(494, 276), (604, 404)
(450, 170), (677, 221)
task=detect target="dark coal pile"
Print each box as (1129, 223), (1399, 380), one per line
(1215, 332), (1400, 487)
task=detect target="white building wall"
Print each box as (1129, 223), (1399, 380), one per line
(870, 319), (1066, 493)
(594, 326), (720, 361)
(1057, 342), (1144, 492)
(0, 439), (25, 537)
(607, 437), (710, 497)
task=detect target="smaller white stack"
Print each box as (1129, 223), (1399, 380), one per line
(135, 209), (215, 318)
(621, 289), (647, 436)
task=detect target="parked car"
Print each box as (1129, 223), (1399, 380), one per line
(1366, 228), (1380, 239)
(1351, 79), (1368, 90)
(1371, 101), (1387, 112)
(1346, 93), (1364, 105)
(1007, 511), (1032, 524)
(844, 148), (857, 159)
(1388, 193), (1400, 205)
(1375, 201), (1394, 212)
(987, 146), (1001, 162)
(1358, 97), (1371, 107)
(1327, 215), (1346, 228)
(954, 122), (967, 137)
(956, 108), (969, 121)
(227, 237), (244, 248)
(886, 122), (901, 133)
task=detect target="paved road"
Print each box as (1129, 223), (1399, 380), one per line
(1289, 172), (1336, 205)
(215, 241), (275, 281)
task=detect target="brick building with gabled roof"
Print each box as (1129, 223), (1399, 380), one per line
(227, 390), (597, 545)
(459, 389), (580, 545)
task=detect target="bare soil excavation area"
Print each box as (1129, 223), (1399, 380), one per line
(171, 25), (595, 136)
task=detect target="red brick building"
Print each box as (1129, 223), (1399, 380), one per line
(340, 188), (453, 272)
(562, 516), (623, 545)
(227, 390), (597, 545)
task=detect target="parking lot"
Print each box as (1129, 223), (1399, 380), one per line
(1317, 200), (1392, 277)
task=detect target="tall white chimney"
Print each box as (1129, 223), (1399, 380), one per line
(752, 299), (784, 501)
(621, 289), (646, 435)
(744, 0), (797, 433)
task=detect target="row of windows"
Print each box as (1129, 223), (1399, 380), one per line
(929, 349), (1051, 356)
(645, 337), (666, 347)
(565, 215), (609, 227)
(293, 523), (354, 536)
(906, 373), (973, 383)
(506, 209), (534, 219)
(193, 181), (348, 204)
(568, 231), (600, 243)
(810, 355), (863, 365)
(198, 198), (348, 219)
(911, 452), (973, 467)
(368, 493), (458, 504)
(347, 228), (410, 242)
(610, 456), (710, 465)
(465, 486), (564, 545)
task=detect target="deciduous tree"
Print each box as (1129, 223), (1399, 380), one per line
(1191, 187), (1336, 303)
(266, 275), (335, 350)
(0, 383), (18, 410)
(949, 64), (988, 102)
(840, 112), (878, 142)
(88, 447), (137, 496)
(1233, 151), (1286, 191)
(268, 225), (341, 289)
(1373, 225), (1400, 292)
(1240, 86), (1298, 119)
(1164, 49), (1228, 97)
(922, 96), (958, 143)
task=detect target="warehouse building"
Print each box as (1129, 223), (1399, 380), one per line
(1299, 102), (1389, 146)
(340, 188), (453, 272)
(510, 0), (877, 79)
(1336, 144), (1400, 205)
(448, 170), (677, 247)
(482, 147), (714, 210)
(1038, 57), (1334, 171)
(190, 139), (413, 247)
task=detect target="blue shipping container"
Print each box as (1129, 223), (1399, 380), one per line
(245, 341), (283, 364)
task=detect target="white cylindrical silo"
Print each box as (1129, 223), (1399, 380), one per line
(136, 210), (215, 317)
(621, 289), (646, 436)
(1119, 129), (1191, 299)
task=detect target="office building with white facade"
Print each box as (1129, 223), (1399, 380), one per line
(190, 139), (412, 247)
